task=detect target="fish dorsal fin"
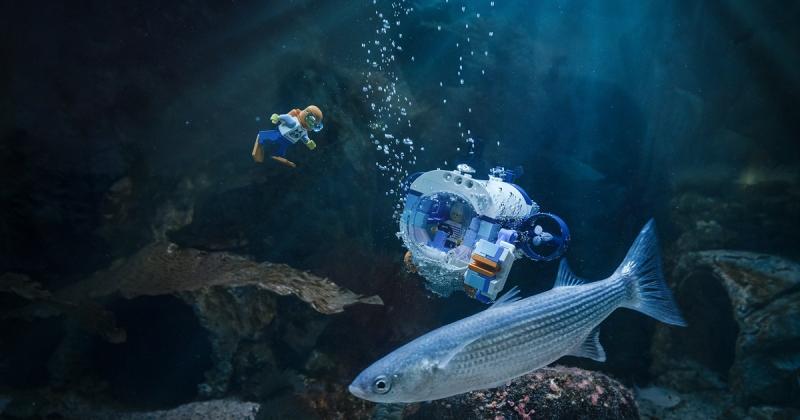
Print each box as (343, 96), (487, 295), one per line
(554, 259), (586, 288)
(490, 286), (521, 309)
(567, 326), (606, 362)
(436, 336), (480, 370)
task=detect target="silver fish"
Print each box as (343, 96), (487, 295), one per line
(349, 220), (686, 403)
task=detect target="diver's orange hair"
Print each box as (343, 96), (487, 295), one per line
(289, 106), (323, 129)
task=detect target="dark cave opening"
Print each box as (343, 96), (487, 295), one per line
(676, 269), (740, 379)
(90, 295), (212, 409)
(0, 317), (64, 389)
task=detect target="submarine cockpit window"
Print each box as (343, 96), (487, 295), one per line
(405, 192), (476, 257)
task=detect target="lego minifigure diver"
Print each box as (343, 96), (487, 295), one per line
(431, 201), (467, 249)
(252, 105), (323, 168)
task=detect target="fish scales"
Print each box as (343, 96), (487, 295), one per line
(350, 220), (686, 403)
(445, 280), (625, 389)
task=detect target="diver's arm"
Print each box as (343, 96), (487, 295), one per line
(278, 114), (297, 127)
(302, 132), (317, 150)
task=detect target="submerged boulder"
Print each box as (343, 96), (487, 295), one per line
(34, 395), (261, 420)
(657, 250), (800, 406)
(54, 243), (383, 398)
(58, 242), (383, 314)
(0, 273), (126, 343)
(405, 366), (638, 420)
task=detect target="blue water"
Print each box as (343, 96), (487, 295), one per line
(1, 0), (799, 418)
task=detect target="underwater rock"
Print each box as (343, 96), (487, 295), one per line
(304, 350), (337, 376)
(188, 284), (280, 398)
(0, 273), (126, 343)
(111, 399), (261, 420)
(636, 388), (733, 420)
(150, 177), (199, 243)
(0, 272), (51, 301)
(670, 193), (738, 252)
(674, 251), (800, 319)
(285, 379), (377, 420)
(229, 341), (285, 400)
(405, 366), (638, 420)
(59, 242), (383, 315)
(634, 385), (681, 408)
(661, 251), (800, 405)
(39, 396), (261, 420)
(646, 358), (727, 393)
(732, 405), (800, 420)
(669, 190), (800, 259)
(54, 243), (382, 398)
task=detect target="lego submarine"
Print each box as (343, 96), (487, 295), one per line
(399, 165), (570, 303)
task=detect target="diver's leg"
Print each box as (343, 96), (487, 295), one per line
(273, 137), (290, 157)
(270, 137), (296, 168)
(253, 130), (279, 163)
(252, 133), (265, 162)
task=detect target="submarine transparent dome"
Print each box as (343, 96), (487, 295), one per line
(399, 191), (477, 296)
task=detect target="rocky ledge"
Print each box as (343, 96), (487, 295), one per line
(404, 366), (638, 420)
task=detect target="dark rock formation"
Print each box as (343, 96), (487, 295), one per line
(58, 242), (383, 314)
(56, 242), (383, 398)
(405, 366), (638, 420)
(636, 388), (733, 420)
(111, 399), (261, 420)
(653, 250), (800, 407)
(15, 395), (261, 420)
(0, 273), (125, 343)
(668, 189), (800, 260)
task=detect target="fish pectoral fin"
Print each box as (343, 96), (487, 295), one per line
(567, 327), (606, 362)
(489, 286), (522, 309)
(436, 336), (479, 370)
(553, 259), (587, 288)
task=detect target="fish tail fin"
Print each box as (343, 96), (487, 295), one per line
(616, 219), (687, 326)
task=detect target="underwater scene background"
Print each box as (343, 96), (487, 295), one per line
(1, 0), (799, 419)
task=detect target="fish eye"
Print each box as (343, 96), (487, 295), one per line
(372, 375), (391, 394)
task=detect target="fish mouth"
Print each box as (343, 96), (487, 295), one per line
(348, 383), (367, 399)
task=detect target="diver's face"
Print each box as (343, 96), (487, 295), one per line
(302, 111), (323, 132)
(450, 205), (464, 223)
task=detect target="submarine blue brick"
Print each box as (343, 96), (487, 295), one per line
(430, 230), (448, 250)
(465, 271), (493, 291)
(461, 217), (481, 248)
(474, 240), (504, 261)
(475, 293), (493, 304)
(404, 193), (420, 210)
(497, 228), (518, 244)
(477, 221), (500, 241)
(462, 230), (477, 248)
(419, 198), (432, 212)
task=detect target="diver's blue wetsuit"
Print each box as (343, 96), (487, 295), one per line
(257, 130), (293, 157)
(258, 114), (311, 157)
